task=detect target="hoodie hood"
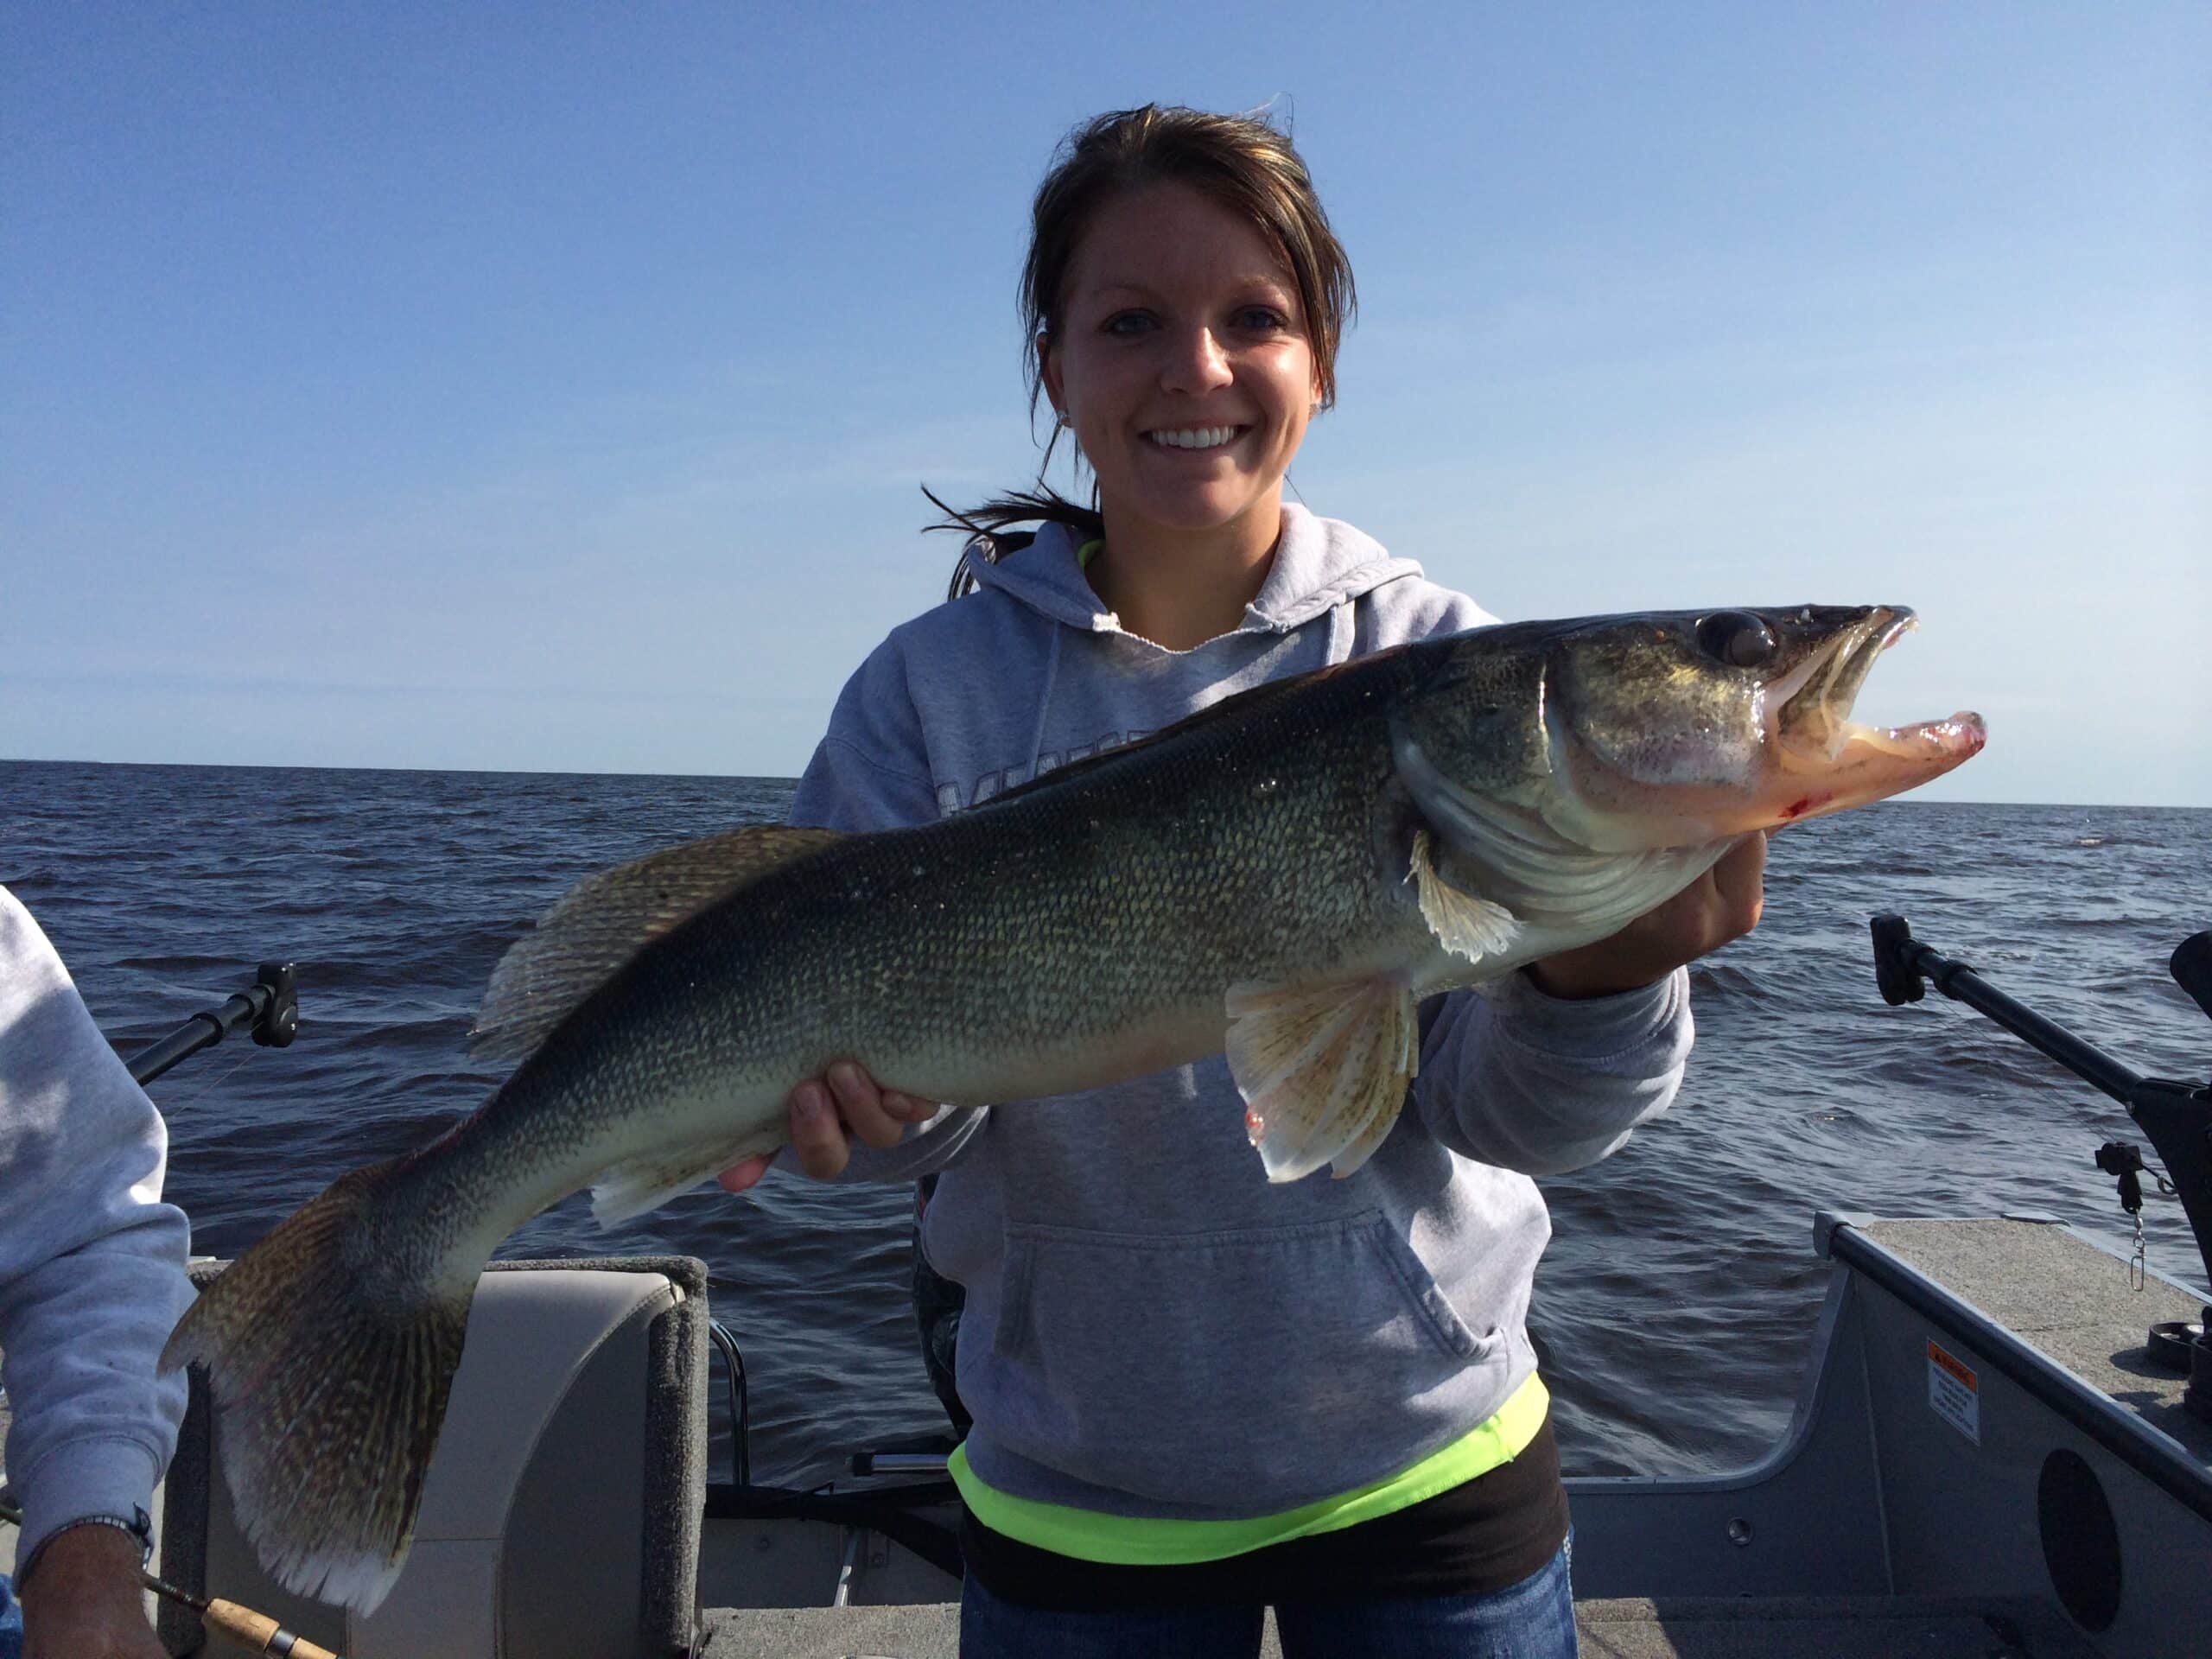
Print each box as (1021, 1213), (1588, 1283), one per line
(966, 504), (1427, 639)
(787, 504), (1491, 824)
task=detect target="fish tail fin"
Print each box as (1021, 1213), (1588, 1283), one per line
(162, 1159), (476, 1613)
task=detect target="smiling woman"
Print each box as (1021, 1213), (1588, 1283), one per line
(935, 104), (1358, 651)
(1041, 182), (1322, 645)
(711, 103), (1767, 1659)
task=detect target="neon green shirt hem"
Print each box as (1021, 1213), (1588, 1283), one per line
(948, 1372), (1550, 1567)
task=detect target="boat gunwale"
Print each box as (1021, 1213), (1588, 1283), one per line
(1824, 1217), (2212, 1526)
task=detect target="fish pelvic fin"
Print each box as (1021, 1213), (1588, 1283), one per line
(471, 824), (845, 1062)
(1407, 827), (1520, 968)
(160, 1161), (474, 1614)
(1225, 976), (1419, 1183)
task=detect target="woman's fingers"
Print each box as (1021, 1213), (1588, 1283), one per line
(827, 1061), (910, 1151)
(718, 1065), (938, 1192)
(788, 1078), (854, 1178)
(1709, 831), (1768, 941)
(716, 1154), (773, 1194)
(1674, 831), (1767, 961)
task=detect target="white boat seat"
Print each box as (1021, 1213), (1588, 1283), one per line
(159, 1255), (708, 1659)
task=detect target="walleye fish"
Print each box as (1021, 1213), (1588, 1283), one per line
(164, 604), (1981, 1610)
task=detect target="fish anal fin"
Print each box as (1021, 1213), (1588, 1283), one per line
(1225, 976), (1418, 1184)
(1408, 828), (1519, 969)
(590, 1122), (789, 1226)
(471, 825), (843, 1063)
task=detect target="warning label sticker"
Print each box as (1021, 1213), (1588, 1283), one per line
(1927, 1338), (1980, 1445)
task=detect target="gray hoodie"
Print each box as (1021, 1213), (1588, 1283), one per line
(787, 505), (1691, 1522)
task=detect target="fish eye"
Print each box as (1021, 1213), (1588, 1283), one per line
(1695, 611), (1779, 669)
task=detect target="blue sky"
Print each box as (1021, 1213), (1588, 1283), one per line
(5, 3), (2206, 804)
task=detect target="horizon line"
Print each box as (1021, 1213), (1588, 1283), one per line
(3, 753), (2202, 813)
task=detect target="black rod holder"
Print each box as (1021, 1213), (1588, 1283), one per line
(2175, 933), (2212, 1025)
(1870, 914), (2147, 1104)
(127, 962), (297, 1087)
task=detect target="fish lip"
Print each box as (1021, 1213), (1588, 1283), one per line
(1769, 606), (1916, 761)
(1768, 605), (1986, 783)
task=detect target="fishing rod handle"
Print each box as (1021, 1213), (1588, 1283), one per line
(201, 1596), (341, 1659)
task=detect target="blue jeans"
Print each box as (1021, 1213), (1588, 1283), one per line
(959, 1535), (1577, 1658)
(0, 1571), (21, 1659)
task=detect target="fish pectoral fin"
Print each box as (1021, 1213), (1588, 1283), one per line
(1225, 976), (1419, 1183)
(470, 825), (844, 1063)
(590, 1124), (788, 1227)
(1407, 827), (1520, 968)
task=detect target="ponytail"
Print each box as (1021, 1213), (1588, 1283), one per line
(925, 486), (1104, 601)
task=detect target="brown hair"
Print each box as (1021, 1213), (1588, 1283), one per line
(938, 103), (1357, 595)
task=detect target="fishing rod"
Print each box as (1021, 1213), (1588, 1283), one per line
(126, 961), (298, 1086)
(1870, 913), (2212, 1423)
(0, 1497), (341, 1658)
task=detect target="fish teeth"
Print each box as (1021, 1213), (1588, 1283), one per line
(1148, 425), (1239, 450)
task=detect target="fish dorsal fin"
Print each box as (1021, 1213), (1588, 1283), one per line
(1224, 975), (1420, 1182)
(1407, 827), (1520, 967)
(470, 825), (843, 1062)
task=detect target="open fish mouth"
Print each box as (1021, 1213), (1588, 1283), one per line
(1768, 605), (1984, 816)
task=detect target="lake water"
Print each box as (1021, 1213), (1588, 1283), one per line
(4, 759), (2206, 1484)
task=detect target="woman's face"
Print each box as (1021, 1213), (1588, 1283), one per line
(1043, 181), (1321, 545)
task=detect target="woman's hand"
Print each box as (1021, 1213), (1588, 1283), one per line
(716, 1063), (937, 1193)
(21, 1522), (165, 1659)
(1525, 832), (1767, 1000)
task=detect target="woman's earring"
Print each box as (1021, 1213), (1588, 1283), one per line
(1056, 410), (1072, 428)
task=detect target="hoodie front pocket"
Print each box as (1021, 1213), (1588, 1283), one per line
(984, 1209), (1501, 1510)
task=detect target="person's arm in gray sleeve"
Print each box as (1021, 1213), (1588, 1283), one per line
(1408, 968), (1693, 1176)
(766, 644), (988, 1183)
(786, 637), (943, 835)
(0, 887), (194, 1584)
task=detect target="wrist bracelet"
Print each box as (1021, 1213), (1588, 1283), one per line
(15, 1503), (154, 1592)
